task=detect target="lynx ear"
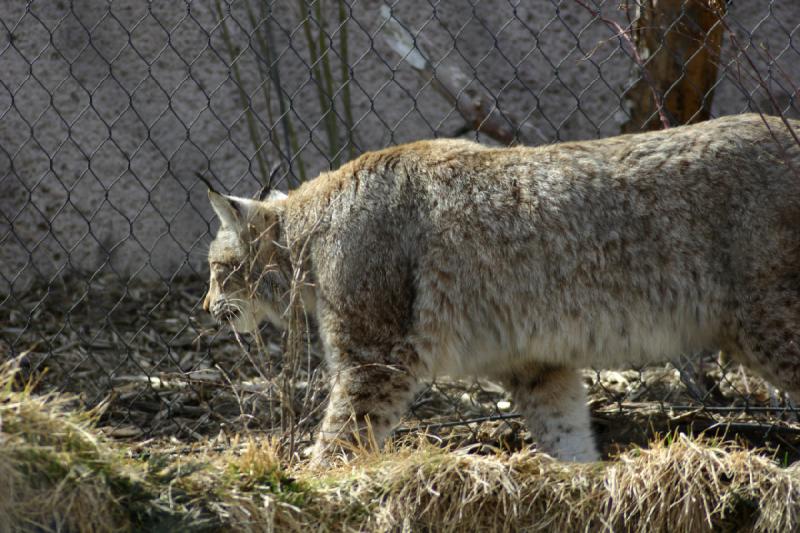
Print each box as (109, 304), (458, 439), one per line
(208, 190), (239, 228)
(208, 191), (260, 228)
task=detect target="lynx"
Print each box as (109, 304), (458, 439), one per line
(203, 114), (800, 462)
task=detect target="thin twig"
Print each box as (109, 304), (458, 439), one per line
(243, 0), (284, 182)
(573, 0), (671, 129)
(262, 0), (306, 183)
(717, 26), (800, 183)
(300, 0), (341, 167)
(214, 0), (271, 185)
(394, 413), (522, 435)
(315, 0), (342, 166)
(725, 32), (800, 148)
(338, 0), (356, 159)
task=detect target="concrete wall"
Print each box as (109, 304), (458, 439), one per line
(2, 0), (798, 294)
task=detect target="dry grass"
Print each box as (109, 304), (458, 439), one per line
(0, 358), (136, 532)
(3, 358), (800, 533)
(299, 435), (800, 533)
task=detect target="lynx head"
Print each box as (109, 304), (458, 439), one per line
(203, 188), (289, 333)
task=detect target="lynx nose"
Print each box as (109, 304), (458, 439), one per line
(218, 309), (237, 322)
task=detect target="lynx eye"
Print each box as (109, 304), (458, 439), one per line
(210, 262), (229, 276)
(210, 261), (231, 279)
(212, 261), (246, 287)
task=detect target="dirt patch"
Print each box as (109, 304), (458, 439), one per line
(2, 274), (800, 463)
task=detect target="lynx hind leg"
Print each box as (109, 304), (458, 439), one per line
(312, 344), (423, 461)
(730, 284), (800, 402)
(498, 365), (599, 462)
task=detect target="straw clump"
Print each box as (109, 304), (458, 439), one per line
(0, 358), (138, 532)
(3, 359), (800, 533)
(302, 436), (800, 532)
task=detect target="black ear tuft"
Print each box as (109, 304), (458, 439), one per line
(195, 172), (218, 195)
(257, 183), (270, 201)
(256, 165), (283, 201)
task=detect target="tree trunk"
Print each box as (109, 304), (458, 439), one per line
(622, 0), (727, 133)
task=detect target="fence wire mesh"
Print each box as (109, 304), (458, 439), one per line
(2, 0), (800, 458)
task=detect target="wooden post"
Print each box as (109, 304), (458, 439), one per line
(622, 0), (727, 133)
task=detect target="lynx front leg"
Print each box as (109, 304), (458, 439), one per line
(312, 347), (422, 461)
(499, 365), (599, 462)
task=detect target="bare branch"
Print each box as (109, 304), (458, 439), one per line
(573, 0), (671, 130)
(379, 4), (547, 145)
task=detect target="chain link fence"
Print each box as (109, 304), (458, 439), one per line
(2, 0), (800, 458)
